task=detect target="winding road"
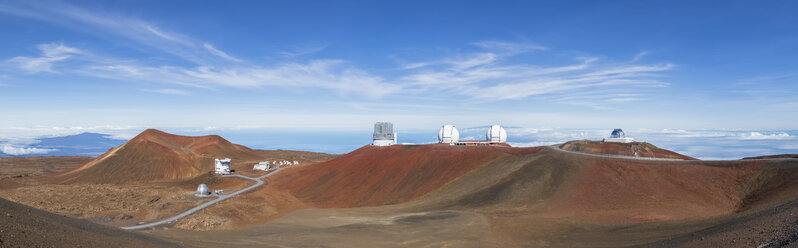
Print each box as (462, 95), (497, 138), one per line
(121, 168), (283, 230)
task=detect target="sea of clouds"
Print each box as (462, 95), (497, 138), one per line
(1, 126), (796, 160)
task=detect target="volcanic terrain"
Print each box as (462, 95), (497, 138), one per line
(56, 129), (336, 184)
(155, 143), (798, 247)
(2, 130), (798, 247)
(0, 196), (181, 247)
(559, 139), (696, 160)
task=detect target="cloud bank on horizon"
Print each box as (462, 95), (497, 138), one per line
(1, 126), (797, 160)
(0, 1), (796, 154)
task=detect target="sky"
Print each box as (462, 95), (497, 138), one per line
(0, 1), (797, 157)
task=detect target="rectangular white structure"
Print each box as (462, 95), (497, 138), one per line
(603, 137), (634, 143)
(253, 161), (270, 171)
(373, 122), (396, 146)
(215, 158), (231, 174)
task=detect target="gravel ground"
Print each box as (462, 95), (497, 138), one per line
(0, 197), (182, 248)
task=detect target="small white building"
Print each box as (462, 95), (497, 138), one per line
(603, 129), (634, 143)
(293, 160), (299, 165)
(253, 161), (270, 171)
(438, 125), (460, 144)
(215, 158), (231, 174)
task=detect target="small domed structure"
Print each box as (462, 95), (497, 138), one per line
(610, 129), (625, 138)
(196, 184), (209, 196)
(438, 125), (460, 143)
(604, 128), (634, 143)
(486, 125), (507, 143)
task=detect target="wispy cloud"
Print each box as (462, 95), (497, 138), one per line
(399, 45), (672, 103)
(278, 45), (328, 58)
(0, 2), (674, 104)
(141, 88), (190, 95)
(203, 43), (243, 62)
(471, 40), (548, 55)
(7, 43), (82, 73)
(630, 51), (650, 62)
(0, 1), (230, 64)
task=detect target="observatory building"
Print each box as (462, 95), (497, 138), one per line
(215, 158), (231, 174)
(603, 129), (634, 143)
(486, 125), (507, 143)
(253, 161), (270, 171)
(441, 124), (510, 146)
(438, 125), (460, 144)
(196, 184), (210, 196)
(373, 122), (397, 146)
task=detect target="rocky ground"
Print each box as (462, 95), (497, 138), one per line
(0, 196), (181, 247)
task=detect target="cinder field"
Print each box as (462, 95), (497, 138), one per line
(3, 130), (798, 247)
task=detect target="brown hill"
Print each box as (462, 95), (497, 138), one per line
(57, 129), (335, 184)
(157, 144), (798, 247)
(271, 144), (542, 208)
(559, 140), (696, 160)
(0, 196), (180, 247)
(743, 154), (798, 160)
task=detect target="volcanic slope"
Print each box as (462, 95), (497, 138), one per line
(0, 196), (181, 247)
(271, 144), (542, 208)
(157, 145), (798, 247)
(559, 140), (696, 160)
(57, 129), (335, 184)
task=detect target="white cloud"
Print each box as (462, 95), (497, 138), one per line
(203, 43), (242, 62)
(0, 125), (142, 145)
(630, 51), (650, 62)
(141, 88), (190, 95)
(399, 47), (672, 103)
(0, 2), (674, 103)
(471, 41), (548, 55)
(277, 45), (328, 58)
(0, 144), (57, 156)
(7, 43), (82, 73)
(737, 132), (792, 140)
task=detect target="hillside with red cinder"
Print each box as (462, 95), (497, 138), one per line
(271, 143), (798, 223)
(271, 144), (542, 208)
(559, 140), (696, 160)
(56, 129), (335, 184)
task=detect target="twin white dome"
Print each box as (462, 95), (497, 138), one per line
(438, 125), (460, 143)
(437, 124), (507, 143)
(486, 125), (507, 143)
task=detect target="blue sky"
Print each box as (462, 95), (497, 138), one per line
(0, 1), (797, 157)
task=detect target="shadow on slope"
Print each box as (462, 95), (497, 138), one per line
(0, 196), (181, 247)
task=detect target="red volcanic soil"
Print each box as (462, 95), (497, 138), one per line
(744, 154), (798, 159)
(559, 140), (696, 160)
(271, 144), (542, 208)
(55, 129), (334, 184)
(0, 196), (180, 247)
(431, 148), (798, 223)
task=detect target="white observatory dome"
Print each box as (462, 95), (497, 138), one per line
(438, 125), (460, 143)
(196, 184), (209, 196)
(486, 125), (507, 143)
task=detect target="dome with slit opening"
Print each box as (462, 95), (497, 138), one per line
(486, 125), (507, 143)
(610, 129), (625, 138)
(438, 125), (460, 143)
